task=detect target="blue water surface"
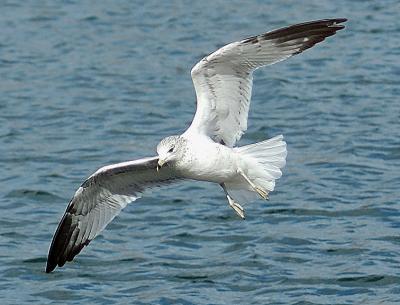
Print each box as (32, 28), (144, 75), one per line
(1, 1), (399, 304)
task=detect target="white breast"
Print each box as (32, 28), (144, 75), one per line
(179, 135), (238, 183)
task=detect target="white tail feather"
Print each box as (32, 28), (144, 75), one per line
(225, 135), (287, 203)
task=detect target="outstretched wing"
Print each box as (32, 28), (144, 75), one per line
(46, 156), (179, 273)
(184, 18), (347, 147)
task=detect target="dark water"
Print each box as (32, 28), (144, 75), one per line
(1, 1), (399, 304)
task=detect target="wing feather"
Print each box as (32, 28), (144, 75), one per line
(46, 156), (180, 272)
(184, 18), (347, 147)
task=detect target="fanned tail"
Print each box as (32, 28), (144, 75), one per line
(225, 135), (287, 203)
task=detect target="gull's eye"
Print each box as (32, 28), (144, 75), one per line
(168, 147), (174, 153)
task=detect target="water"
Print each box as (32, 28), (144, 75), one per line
(1, 1), (399, 304)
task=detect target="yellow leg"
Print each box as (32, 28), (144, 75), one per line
(220, 183), (245, 219)
(237, 168), (269, 200)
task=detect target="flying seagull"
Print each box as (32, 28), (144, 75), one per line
(46, 18), (346, 273)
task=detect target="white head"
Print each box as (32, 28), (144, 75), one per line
(156, 135), (184, 170)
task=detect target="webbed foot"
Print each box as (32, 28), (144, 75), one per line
(227, 195), (245, 219)
(238, 168), (270, 200)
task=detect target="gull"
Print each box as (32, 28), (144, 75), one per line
(46, 18), (346, 273)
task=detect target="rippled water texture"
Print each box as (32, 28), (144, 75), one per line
(1, 1), (399, 304)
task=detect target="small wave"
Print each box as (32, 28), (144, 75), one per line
(5, 189), (62, 202)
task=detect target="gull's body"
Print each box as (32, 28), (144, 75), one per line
(46, 18), (346, 272)
(174, 135), (237, 182)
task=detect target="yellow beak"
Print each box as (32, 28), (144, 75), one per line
(157, 159), (166, 172)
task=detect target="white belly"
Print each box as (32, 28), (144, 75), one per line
(178, 137), (238, 183)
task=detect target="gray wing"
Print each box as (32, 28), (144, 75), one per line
(184, 18), (347, 147)
(46, 156), (179, 273)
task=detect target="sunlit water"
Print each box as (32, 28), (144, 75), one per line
(1, 1), (399, 304)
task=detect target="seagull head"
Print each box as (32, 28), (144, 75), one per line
(156, 135), (182, 171)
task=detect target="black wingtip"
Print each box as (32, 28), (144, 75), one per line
(334, 18), (348, 23)
(45, 209), (80, 273)
(311, 18), (347, 25)
(46, 237), (62, 273)
(45, 261), (56, 273)
(46, 245), (60, 273)
(330, 18), (347, 29)
(325, 18), (347, 31)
